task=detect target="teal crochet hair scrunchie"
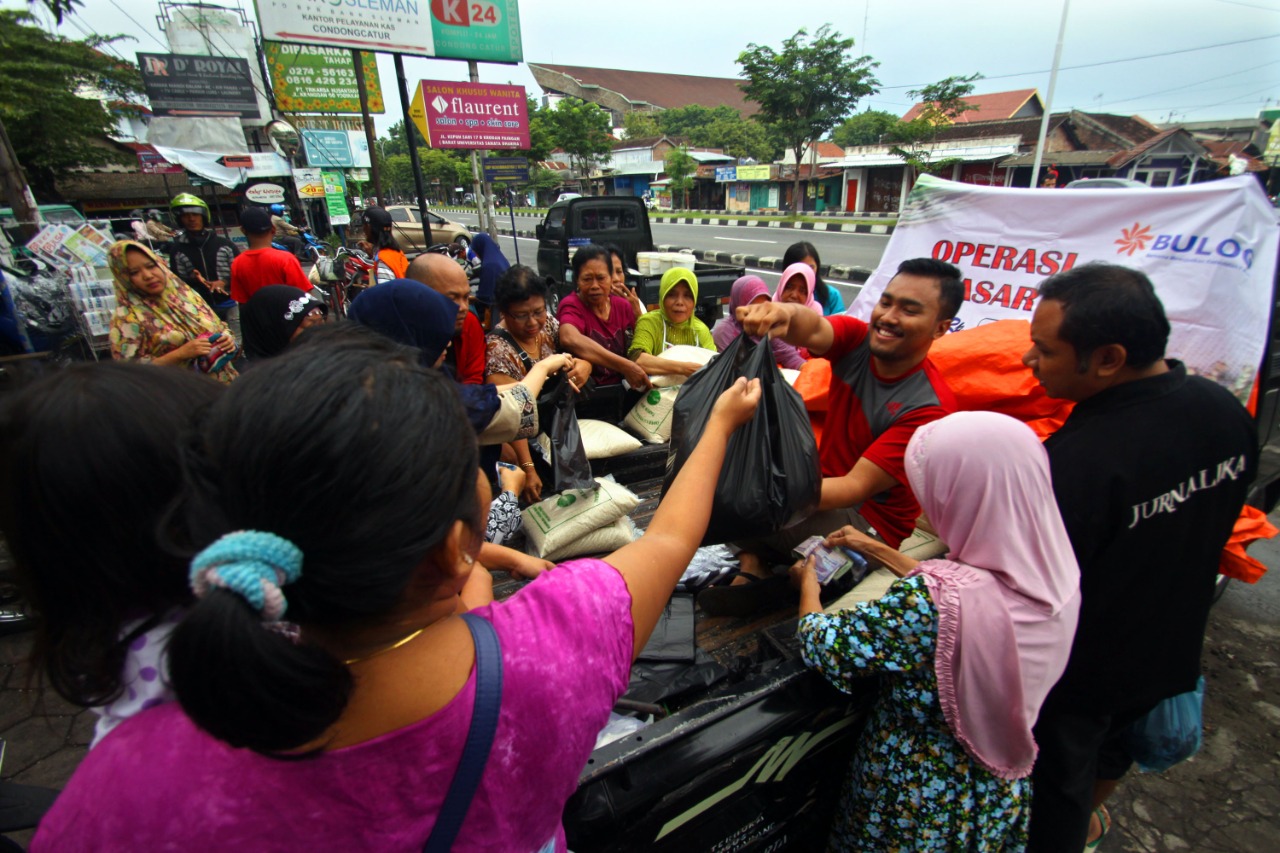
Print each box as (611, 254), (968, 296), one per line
(190, 530), (304, 621)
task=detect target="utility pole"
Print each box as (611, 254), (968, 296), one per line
(1031, 0), (1071, 188)
(395, 54), (432, 248)
(352, 50), (384, 207)
(0, 117), (42, 239)
(469, 60), (498, 239)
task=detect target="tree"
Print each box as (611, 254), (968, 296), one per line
(665, 146), (696, 210)
(738, 25), (878, 212)
(622, 111), (660, 141)
(693, 114), (776, 163)
(542, 97), (612, 192)
(889, 74), (983, 177)
(832, 109), (899, 148)
(0, 10), (143, 199)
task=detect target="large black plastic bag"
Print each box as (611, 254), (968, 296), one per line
(544, 375), (595, 493)
(662, 335), (820, 545)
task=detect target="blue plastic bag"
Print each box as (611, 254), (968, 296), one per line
(1121, 676), (1206, 773)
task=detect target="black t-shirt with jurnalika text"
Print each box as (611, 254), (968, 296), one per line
(1044, 361), (1256, 714)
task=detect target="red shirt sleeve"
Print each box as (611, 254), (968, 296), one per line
(229, 256), (246, 304)
(821, 315), (869, 363)
(457, 313), (486, 384)
(557, 293), (588, 332)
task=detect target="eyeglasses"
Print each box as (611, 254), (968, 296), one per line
(507, 308), (547, 323)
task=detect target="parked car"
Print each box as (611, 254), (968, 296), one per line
(382, 205), (471, 253)
(1064, 178), (1149, 189)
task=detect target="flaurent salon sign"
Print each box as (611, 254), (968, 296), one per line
(255, 0), (522, 62)
(849, 174), (1280, 405)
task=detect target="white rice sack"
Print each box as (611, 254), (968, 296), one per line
(522, 476), (641, 558)
(780, 368), (800, 386)
(579, 419), (643, 460)
(650, 345), (716, 388)
(623, 386), (679, 444)
(544, 516), (640, 562)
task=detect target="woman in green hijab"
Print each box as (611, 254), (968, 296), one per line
(628, 267), (716, 379)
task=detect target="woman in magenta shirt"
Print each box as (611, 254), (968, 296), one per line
(556, 244), (650, 389)
(34, 328), (761, 851)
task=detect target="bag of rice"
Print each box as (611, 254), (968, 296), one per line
(623, 386), (679, 443)
(522, 476), (641, 558)
(650, 345), (717, 388)
(578, 419), (643, 459)
(543, 516), (640, 562)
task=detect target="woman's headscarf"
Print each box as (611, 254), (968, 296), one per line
(348, 279), (457, 367)
(773, 262), (821, 313)
(107, 241), (230, 375)
(904, 411), (1081, 780)
(241, 285), (326, 360)
(348, 279), (499, 434)
(471, 233), (510, 306)
(659, 267), (699, 327)
(713, 275), (769, 351)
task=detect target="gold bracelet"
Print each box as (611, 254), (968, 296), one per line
(520, 462), (535, 469)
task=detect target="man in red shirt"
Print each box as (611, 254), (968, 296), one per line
(230, 207), (314, 304)
(407, 253), (485, 384)
(735, 257), (962, 572)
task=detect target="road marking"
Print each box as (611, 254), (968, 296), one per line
(714, 237), (777, 244)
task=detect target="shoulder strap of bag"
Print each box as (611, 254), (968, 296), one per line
(493, 326), (536, 374)
(423, 613), (503, 853)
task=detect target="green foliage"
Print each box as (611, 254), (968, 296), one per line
(542, 97), (612, 190)
(622, 111), (661, 141)
(0, 10), (143, 194)
(832, 110), (899, 148)
(665, 146), (697, 209)
(889, 74), (983, 176)
(491, 96), (553, 164)
(738, 25), (878, 210)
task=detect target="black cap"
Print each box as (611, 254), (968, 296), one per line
(239, 207), (274, 235)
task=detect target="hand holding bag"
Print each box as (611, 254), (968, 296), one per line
(662, 335), (821, 545)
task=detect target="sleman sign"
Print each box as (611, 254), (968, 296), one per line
(418, 81), (529, 150)
(849, 174), (1280, 404)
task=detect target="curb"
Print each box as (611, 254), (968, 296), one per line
(437, 207), (895, 234)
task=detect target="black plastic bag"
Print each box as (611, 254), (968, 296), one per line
(543, 374), (595, 493)
(662, 335), (820, 545)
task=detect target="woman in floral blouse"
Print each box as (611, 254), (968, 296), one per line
(108, 241), (237, 382)
(793, 412), (1081, 851)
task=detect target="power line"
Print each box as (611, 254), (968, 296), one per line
(879, 33), (1280, 90)
(1094, 59), (1280, 107)
(108, 0), (169, 51)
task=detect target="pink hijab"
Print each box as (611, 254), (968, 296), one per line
(773, 262), (821, 312)
(904, 411), (1080, 780)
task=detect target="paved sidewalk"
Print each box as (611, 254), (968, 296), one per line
(0, 525), (1277, 849)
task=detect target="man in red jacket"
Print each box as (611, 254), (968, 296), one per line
(407, 253), (485, 384)
(230, 207), (313, 304)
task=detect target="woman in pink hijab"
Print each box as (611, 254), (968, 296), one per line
(711, 275), (806, 368)
(773, 262), (822, 313)
(792, 411), (1081, 852)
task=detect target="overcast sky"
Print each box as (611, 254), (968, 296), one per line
(13, 0), (1280, 135)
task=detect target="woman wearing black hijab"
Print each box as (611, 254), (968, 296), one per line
(241, 285), (327, 361)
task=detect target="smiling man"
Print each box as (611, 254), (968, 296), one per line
(736, 257), (962, 558)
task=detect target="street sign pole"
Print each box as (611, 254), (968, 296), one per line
(508, 192), (519, 264)
(395, 55), (432, 248)
(469, 60), (498, 240)
(353, 50), (384, 207)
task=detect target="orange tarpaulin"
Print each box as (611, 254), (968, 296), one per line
(928, 320), (1075, 438)
(1219, 505), (1277, 583)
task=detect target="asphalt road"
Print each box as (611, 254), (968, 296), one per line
(472, 232), (868, 309)
(442, 209), (887, 308)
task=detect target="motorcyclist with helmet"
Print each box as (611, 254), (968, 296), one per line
(167, 193), (241, 339)
(355, 206), (408, 282)
(269, 203), (306, 259)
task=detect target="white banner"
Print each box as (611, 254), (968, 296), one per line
(849, 175), (1280, 403)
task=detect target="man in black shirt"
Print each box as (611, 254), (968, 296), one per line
(1022, 263), (1256, 851)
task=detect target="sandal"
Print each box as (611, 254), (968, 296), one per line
(697, 571), (792, 618)
(1084, 804), (1111, 852)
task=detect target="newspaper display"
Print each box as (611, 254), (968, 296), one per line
(23, 221), (119, 355)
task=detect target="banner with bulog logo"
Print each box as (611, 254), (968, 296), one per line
(849, 174), (1280, 403)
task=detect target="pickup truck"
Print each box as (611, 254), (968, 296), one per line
(535, 196), (744, 325)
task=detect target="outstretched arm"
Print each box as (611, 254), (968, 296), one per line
(737, 302), (835, 355)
